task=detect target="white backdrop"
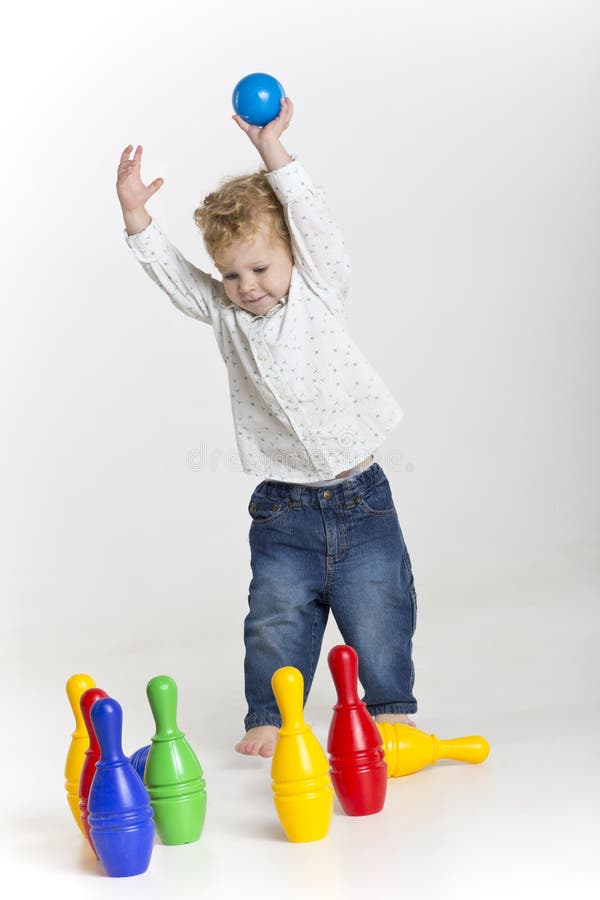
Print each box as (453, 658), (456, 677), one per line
(2, 1), (599, 896)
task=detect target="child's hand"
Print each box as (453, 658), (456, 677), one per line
(232, 97), (294, 153)
(116, 145), (164, 213)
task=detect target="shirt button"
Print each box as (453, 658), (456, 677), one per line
(323, 490), (333, 499)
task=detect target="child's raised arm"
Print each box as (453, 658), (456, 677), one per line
(233, 100), (351, 312)
(232, 97), (294, 172)
(116, 144), (164, 234)
(117, 144), (226, 330)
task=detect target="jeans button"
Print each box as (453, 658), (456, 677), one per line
(323, 490), (333, 499)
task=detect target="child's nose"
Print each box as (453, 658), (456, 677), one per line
(239, 273), (256, 292)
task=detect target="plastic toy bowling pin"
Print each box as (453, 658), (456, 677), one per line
(144, 675), (207, 845)
(79, 687), (109, 853)
(271, 666), (333, 842)
(327, 645), (387, 815)
(65, 673), (95, 833)
(88, 697), (154, 877)
(376, 722), (490, 777)
(129, 744), (151, 781)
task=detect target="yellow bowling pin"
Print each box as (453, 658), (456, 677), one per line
(376, 722), (490, 777)
(271, 667), (333, 843)
(65, 673), (96, 833)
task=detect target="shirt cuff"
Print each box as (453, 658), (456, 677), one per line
(265, 157), (315, 205)
(124, 219), (171, 263)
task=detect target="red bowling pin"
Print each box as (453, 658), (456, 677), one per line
(327, 644), (387, 815)
(79, 687), (109, 854)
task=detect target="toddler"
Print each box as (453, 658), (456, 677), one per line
(116, 97), (418, 757)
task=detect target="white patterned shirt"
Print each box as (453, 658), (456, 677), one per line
(124, 158), (403, 483)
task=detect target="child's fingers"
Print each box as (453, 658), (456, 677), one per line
(278, 97), (293, 125)
(117, 160), (136, 177)
(232, 114), (250, 132)
(148, 177), (164, 193)
(131, 146), (143, 168)
(118, 145), (143, 172)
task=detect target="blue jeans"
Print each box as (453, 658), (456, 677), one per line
(243, 461), (417, 730)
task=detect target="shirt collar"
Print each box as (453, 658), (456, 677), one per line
(219, 295), (288, 317)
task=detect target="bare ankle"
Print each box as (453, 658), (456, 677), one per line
(373, 713), (416, 728)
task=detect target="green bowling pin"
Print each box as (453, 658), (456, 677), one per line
(144, 675), (207, 844)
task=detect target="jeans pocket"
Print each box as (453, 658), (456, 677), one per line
(355, 479), (396, 515)
(248, 493), (293, 526)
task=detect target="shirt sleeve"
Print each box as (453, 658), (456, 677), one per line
(124, 220), (226, 326)
(265, 158), (351, 305)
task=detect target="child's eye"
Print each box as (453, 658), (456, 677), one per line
(224, 273), (238, 280)
(254, 267), (268, 273)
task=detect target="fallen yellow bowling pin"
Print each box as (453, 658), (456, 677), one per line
(271, 667), (333, 843)
(65, 673), (96, 833)
(376, 722), (490, 778)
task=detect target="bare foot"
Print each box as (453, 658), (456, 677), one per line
(235, 725), (279, 757)
(374, 713), (417, 728)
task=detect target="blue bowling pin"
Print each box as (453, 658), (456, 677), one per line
(88, 698), (155, 877)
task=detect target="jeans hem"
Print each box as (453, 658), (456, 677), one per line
(366, 702), (418, 716)
(244, 713), (282, 730)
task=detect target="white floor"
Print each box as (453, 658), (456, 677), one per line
(3, 554), (598, 900)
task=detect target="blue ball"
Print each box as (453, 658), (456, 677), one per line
(232, 72), (286, 127)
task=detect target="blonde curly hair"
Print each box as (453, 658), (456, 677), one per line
(194, 170), (291, 264)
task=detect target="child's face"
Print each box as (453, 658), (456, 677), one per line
(216, 220), (293, 315)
